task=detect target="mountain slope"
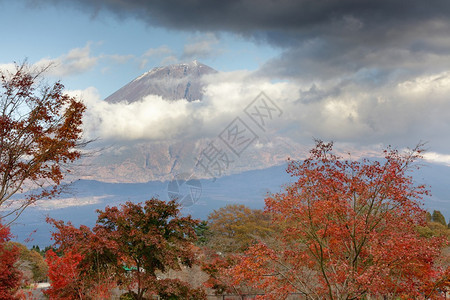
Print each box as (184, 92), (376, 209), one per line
(78, 61), (305, 183)
(105, 60), (217, 103)
(74, 137), (308, 183)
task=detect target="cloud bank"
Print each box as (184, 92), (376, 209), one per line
(72, 69), (450, 156)
(72, 71), (295, 141)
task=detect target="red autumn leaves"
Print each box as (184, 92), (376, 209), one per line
(227, 141), (448, 299)
(0, 63), (86, 223)
(44, 199), (205, 300)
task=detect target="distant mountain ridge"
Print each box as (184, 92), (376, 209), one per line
(105, 60), (217, 103)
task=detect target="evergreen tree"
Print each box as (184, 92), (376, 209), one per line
(425, 211), (432, 222)
(31, 245), (40, 253)
(431, 210), (446, 226)
(194, 220), (210, 246)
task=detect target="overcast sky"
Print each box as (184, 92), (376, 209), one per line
(2, 0), (450, 164)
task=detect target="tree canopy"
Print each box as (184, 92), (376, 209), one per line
(207, 204), (275, 253)
(0, 62), (86, 223)
(229, 141), (448, 299)
(432, 210), (447, 226)
(46, 198), (205, 300)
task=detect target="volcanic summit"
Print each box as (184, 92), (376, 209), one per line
(105, 60), (217, 103)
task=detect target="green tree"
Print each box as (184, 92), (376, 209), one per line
(207, 204), (275, 253)
(9, 242), (48, 282)
(426, 211), (432, 222)
(31, 245), (41, 253)
(194, 220), (210, 246)
(417, 213), (450, 239)
(432, 210), (447, 226)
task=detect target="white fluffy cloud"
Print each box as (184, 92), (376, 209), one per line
(70, 69), (450, 156)
(0, 44), (99, 78)
(138, 45), (177, 69)
(70, 70), (295, 141)
(34, 43), (99, 77)
(423, 152), (450, 166)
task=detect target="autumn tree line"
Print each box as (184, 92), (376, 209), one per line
(0, 63), (449, 299)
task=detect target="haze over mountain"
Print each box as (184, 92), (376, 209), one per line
(75, 61), (307, 183)
(75, 137), (307, 183)
(105, 60), (217, 103)
(75, 61), (450, 186)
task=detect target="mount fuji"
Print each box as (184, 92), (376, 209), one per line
(105, 60), (217, 103)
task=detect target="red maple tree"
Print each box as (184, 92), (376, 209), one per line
(45, 218), (119, 300)
(44, 249), (85, 300)
(230, 141), (448, 299)
(202, 250), (258, 297)
(47, 198), (206, 300)
(0, 223), (22, 299)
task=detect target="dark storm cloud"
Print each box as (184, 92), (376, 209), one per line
(26, 0), (450, 40)
(26, 0), (450, 79)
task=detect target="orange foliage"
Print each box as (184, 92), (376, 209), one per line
(0, 62), (86, 223)
(47, 199), (205, 300)
(230, 141), (448, 299)
(0, 223), (22, 299)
